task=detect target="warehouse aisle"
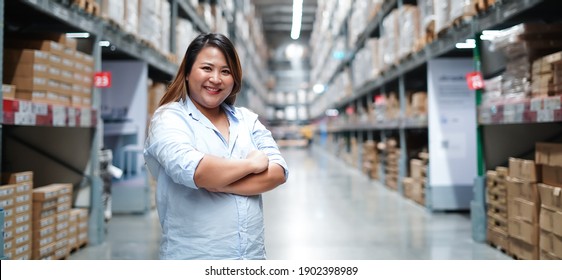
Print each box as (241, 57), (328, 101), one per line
(70, 147), (510, 260)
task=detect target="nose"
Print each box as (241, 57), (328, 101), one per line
(209, 71), (221, 84)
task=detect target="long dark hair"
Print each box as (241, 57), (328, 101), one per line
(159, 33), (242, 107)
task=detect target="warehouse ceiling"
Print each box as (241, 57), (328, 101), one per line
(252, 0), (318, 53)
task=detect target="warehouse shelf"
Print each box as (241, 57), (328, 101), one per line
(101, 22), (177, 76)
(177, 0), (211, 33)
(312, 0), (547, 120)
(327, 118), (427, 133)
(2, 99), (97, 127)
(479, 95), (562, 124)
(20, 0), (100, 34)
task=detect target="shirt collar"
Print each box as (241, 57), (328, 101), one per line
(182, 96), (239, 121)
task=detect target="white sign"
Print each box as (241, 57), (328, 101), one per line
(428, 58), (477, 210)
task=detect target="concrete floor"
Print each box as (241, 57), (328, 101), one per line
(69, 147), (510, 260)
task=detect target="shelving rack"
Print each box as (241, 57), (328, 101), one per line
(0, 0), (273, 259)
(310, 0), (561, 242)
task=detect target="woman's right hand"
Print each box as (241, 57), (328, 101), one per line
(246, 150), (269, 174)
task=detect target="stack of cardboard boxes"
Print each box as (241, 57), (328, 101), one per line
(536, 142), (562, 259)
(485, 166), (509, 252)
(384, 139), (400, 191)
(486, 142), (562, 259)
(403, 152), (428, 206)
(3, 35), (93, 107)
(1, 171), (33, 260)
(531, 51), (562, 98)
(32, 183), (73, 260)
(362, 140), (379, 180)
(506, 158), (540, 259)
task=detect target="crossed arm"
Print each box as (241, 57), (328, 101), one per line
(194, 150), (287, 196)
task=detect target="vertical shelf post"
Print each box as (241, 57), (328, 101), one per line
(471, 32), (487, 242)
(398, 75), (407, 196)
(0, 0), (5, 260)
(88, 35), (106, 245)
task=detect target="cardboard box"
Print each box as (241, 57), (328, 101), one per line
(540, 250), (562, 260)
(7, 39), (65, 57)
(14, 222), (30, 236)
(508, 218), (539, 245)
(539, 206), (562, 236)
(2, 171), (33, 184)
(33, 184), (63, 201)
(540, 230), (562, 258)
(3, 62), (51, 81)
(34, 224), (56, 239)
(508, 198), (539, 224)
(13, 212), (31, 227)
(542, 165), (562, 188)
(14, 203), (31, 216)
(33, 215), (56, 229)
(0, 184), (16, 199)
(509, 237), (539, 260)
(508, 158), (539, 181)
(33, 199), (58, 211)
(33, 233), (56, 249)
(0, 196), (14, 209)
(536, 142), (562, 167)
(32, 242), (56, 259)
(506, 177), (539, 202)
(4, 49), (50, 66)
(538, 183), (562, 211)
(13, 192), (31, 206)
(2, 84), (16, 99)
(15, 181), (32, 194)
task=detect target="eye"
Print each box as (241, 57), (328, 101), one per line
(201, 66), (212, 71)
(222, 69), (231, 75)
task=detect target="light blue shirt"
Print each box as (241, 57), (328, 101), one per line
(144, 97), (288, 260)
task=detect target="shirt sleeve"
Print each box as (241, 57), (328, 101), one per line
(243, 108), (289, 180)
(144, 105), (204, 189)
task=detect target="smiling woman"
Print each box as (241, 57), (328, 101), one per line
(144, 33), (289, 260)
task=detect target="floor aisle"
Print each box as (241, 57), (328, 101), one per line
(70, 147), (510, 260)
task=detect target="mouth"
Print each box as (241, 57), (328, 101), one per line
(204, 86), (221, 94)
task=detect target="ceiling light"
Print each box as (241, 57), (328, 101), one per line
(313, 84), (325, 94)
(291, 0), (303, 40)
(455, 39), (476, 49)
(99, 41), (111, 47)
(325, 109), (339, 117)
(285, 43), (304, 59)
(66, 32), (90, 39)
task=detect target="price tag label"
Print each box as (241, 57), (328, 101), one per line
(466, 72), (484, 90)
(94, 72), (111, 88)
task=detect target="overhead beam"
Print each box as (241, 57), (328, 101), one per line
(263, 23), (313, 31)
(262, 14), (315, 23)
(259, 5), (316, 14)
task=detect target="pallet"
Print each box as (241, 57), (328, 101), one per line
(487, 240), (509, 255)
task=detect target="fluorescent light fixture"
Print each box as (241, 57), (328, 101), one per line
(313, 84), (325, 94)
(325, 109), (339, 117)
(480, 30), (502, 41)
(66, 32), (90, 38)
(99, 41), (111, 47)
(455, 39), (476, 49)
(291, 0), (303, 40)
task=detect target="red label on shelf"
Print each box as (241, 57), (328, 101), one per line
(466, 72), (484, 90)
(94, 72), (111, 88)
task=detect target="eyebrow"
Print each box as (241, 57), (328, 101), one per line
(200, 62), (230, 69)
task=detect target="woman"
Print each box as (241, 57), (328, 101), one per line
(144, 33), (288, 260)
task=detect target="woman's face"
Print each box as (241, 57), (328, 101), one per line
(186, 46), (234, 112)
